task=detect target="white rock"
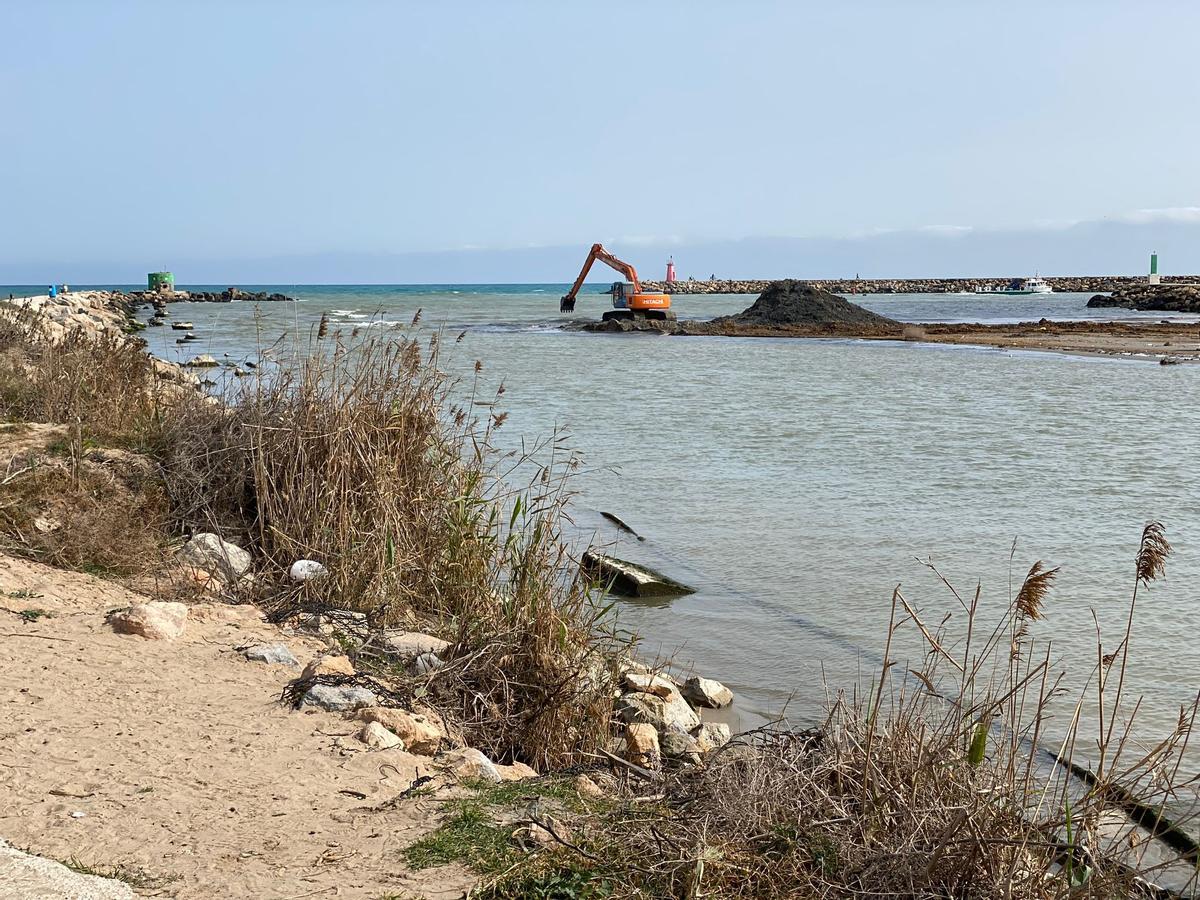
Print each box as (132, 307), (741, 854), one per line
(301, 684), (377, 711)
(359, 721), (404, 750)
(110, 602), (188, 640)
(693, 722), (732, 753)
(414, 651), (444, 674)
(438, 747), (502, 783)
(380, 630), (450, 658)
(615, 690), (701, 734)
(243, 643), (299, 666)
(177, 532), (252, 583)
(289, 559), (328, 582)
(681, 676), (734, 709)
(622, 672), (677, 698)
(184, 354), (218, 367)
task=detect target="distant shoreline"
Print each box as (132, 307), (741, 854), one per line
(643, 275), (1200, 295)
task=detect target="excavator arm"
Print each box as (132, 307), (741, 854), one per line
(560, 243), (643, 312)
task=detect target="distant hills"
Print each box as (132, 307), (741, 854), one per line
(4, 217), (1198, 285)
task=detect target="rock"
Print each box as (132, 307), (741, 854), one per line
(581, 550), (694, 598)
(177, 532), (252, 583)
(573, 774), (606, 799)
(1088, 284), (1200, 313)
(359, 721), (404, 750)
(301, 684), (377, 711)
(692, 722), (732, 753)
(681, 676), (734, 709)
(110, 602), (188, 640)
(615, 689), (701, 734)
(625, 723), (661, 769)
(622, 671), (676, 698)
(659, 728), (702, 761)
(243, 643), (299, 666)
(301, 653), (355, 680)
(413, 651), (444, 674)
(289, 559), (328, 582)
(170, 321), (194, 330)
(184, 354), (218, 367)
(496, 761), (538, 782)
(380, 630), (450, 658)
(438, 747), (502, 783)
(356, 707), (446, 754)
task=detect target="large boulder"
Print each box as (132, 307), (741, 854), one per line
(623, 672), (677, 698)
(110, 602), (188, 640)
(177, 532), (252, 583)
(581, 550), (694, 598)
(359, 721), (404, 750)
(615, 690), (701, 734)
(243, 643), (299, 666)
(625, 723), (661, 770)
(301, 684), (377, 711)
(356, 706), (446, 754)
(693, 722), (732, 753)
(437, 747), (502, 783)
(301, 653), (355, 680)
(681, 675), (734, 709)
(380, 631), (450, 659)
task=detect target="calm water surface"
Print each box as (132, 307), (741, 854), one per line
(36, 284), (1200, 757)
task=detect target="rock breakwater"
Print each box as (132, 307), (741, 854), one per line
(643, 275), (1200, 295)
(1087, 284), (1200, 313)
(137, 287), (296, 304)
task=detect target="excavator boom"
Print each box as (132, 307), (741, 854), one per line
(560, 243), (644, 312)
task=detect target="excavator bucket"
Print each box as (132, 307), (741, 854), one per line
(560, 296), (576, 313)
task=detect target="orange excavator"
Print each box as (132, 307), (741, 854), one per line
(559, 243), (674, 322)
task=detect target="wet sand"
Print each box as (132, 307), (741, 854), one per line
(680, 319), (1200, 361)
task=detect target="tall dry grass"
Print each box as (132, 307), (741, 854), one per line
(526, 524), (1200, 899)
(162, 327), (619, 768)
(0, 312), (169, 448)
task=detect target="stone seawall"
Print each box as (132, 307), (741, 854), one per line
(642, 275), (1200, 295)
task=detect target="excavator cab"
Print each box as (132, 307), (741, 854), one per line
(608, 281), (635, 310)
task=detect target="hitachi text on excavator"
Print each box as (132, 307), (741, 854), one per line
(559, 243), (674, 322)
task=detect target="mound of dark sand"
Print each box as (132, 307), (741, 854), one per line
(718, 279), (899, 328)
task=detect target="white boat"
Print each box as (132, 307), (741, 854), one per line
(975, 276), (1053, 295)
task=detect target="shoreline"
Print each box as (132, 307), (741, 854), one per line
(642, 274), (1200, 295)
(679, 318), (1200, 362)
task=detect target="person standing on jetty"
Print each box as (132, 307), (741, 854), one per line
(47, 285), (56, 299)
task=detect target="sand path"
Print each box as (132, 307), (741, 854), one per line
(0, 553), (471, 899)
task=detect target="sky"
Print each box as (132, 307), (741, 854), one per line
(3, 0), (1200, 282)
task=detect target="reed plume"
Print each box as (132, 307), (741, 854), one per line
(1014, 560), (1058, 621)
(1136, 521), (1170, 584)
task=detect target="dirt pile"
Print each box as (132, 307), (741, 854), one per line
(718, 279), (900, 328)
